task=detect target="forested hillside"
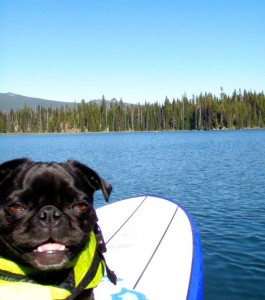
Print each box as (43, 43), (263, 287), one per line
(0, 90), (264, 133)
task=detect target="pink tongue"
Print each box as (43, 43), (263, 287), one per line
(36, 243), (65, 252)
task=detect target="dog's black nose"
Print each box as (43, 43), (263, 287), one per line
(38, 205), (62, 227)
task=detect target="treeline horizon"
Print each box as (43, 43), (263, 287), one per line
(0, 89), (264, 133)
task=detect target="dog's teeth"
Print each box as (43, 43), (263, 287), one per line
(36, 243), (65, 252)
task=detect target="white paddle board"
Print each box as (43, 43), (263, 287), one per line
(94, 195), (203, 300)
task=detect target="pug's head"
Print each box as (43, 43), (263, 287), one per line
(0, 158), (112, 272)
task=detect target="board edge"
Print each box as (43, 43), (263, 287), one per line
(114, 194), (204, 300)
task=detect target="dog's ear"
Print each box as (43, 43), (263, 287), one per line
(64, 160), (112, 202)
(0, 158), (32, 184)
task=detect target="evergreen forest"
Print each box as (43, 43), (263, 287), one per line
(0, 89), (264, 133)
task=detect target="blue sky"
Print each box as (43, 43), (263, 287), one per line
(1, 0), (264, 104)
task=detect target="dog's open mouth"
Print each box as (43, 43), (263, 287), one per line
(27, 242), (70, 271)
(34, 242), (66, 253)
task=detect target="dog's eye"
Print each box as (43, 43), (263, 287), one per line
(7, 203), (25, 213)
(72, 202), (89, 212)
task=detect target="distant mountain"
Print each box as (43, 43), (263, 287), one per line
(0, 93), (132, 113)
(0, 93), (79, 112)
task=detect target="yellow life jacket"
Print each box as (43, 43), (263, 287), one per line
(0, 231), (106, 300)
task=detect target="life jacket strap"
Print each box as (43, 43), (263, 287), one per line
(65, 244), (117, 300)
(65, 249), (101, 300)
(94, 223), (117, 285)
(98, 250), (117, 285)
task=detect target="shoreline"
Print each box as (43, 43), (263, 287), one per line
(1, 127), (264, 136)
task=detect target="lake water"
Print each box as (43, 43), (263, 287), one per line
(0, 130), (265, 299)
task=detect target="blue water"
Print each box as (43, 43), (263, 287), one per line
(1, 130), (265, 299)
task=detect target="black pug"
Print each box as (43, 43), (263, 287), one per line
(0, 158), (116, 300)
